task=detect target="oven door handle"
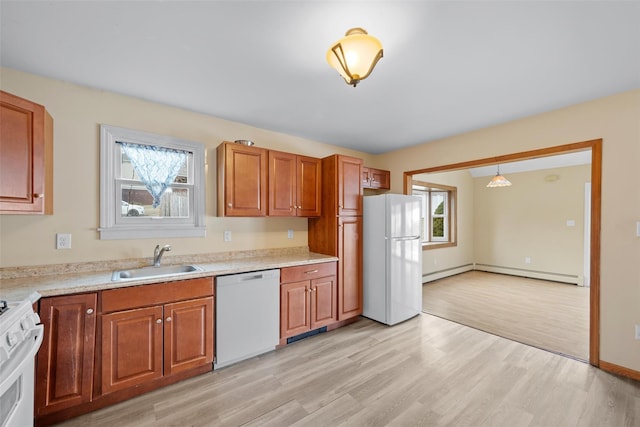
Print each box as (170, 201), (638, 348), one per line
(0, 324), (43, 366)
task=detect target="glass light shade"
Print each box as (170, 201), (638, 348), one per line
(327, 28), (383, 87)
(486, 174), (512, 188)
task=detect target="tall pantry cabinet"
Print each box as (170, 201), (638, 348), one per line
(308, 155), (363, 321)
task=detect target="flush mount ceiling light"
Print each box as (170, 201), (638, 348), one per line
(326, 27), (383, 87)
(486, 165), (512, 188)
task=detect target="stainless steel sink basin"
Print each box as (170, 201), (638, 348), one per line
(111, 264), (203, 281)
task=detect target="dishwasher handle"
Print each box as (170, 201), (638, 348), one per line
(242, 274), (263, 281)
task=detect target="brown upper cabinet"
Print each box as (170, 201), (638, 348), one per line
(362, 166), (390, 190)
(217, 141), (268, 216)
(268, 150), (321, 217)
(0, 90), (53, 214)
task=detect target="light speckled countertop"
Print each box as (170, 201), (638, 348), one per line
(0, 248), (337, 301)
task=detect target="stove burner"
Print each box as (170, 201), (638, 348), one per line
(0, 300), (8, 315)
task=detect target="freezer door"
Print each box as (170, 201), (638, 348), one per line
(387, 194), (422, 238)
(387, 236), (422, 325)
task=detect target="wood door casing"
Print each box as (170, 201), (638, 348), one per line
(164, 297), (214, 376)
(101, 306), (163, 394)
(36, 293), (97, 416)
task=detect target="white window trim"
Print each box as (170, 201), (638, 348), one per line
(430, 191), (449, 242)
(99, 124), (206, 240)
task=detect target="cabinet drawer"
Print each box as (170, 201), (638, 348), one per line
(102, 277), (214, 313)
(281, 262), (337, 283)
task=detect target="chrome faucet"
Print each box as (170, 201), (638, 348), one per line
(153, 244), (171, 267)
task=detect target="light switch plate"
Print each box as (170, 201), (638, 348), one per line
(223, 230), (231, 242)
(287, 229), (294, 239)
(635, 324), (640, 340)
(636, 221), (640, 237)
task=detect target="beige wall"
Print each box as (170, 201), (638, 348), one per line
(0, 68), (373, 267)
(474, 164), (590, 283)
(377, 89), (640, 373)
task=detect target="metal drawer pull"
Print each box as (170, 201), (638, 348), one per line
(305, 270), (319, 274)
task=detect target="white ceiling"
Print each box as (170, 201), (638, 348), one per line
(1, 1), (638, 155)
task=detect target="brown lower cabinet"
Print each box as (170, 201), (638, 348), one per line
(35, 277), (214, 426)
(280, 262), (337, 342)
(36, 293), (97, 416)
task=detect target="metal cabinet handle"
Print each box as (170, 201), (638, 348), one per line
(156, 319), (162, 324)
(86, 308), (94, 315)
(228, 202), (232, 207)
(34, 193), (44, 198)
(305, 269), (319, 274)
(166, 317), (172, 322)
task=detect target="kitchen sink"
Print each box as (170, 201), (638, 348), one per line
(111, 264), (203, 281)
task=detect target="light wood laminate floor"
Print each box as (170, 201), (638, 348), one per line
(422, 271), (589, 361)
(55, 314), (637, 427)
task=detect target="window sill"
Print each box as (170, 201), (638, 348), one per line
(422, 241), (457, 251)
(99, 226), (206, 240)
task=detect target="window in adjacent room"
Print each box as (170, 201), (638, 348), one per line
(99, 124), (206, 239)
(411, 180), (456, 248)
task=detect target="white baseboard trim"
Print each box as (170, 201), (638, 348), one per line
(474, 264), (580, 285)
(423, 264), (474, 283)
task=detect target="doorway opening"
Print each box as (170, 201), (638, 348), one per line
(404, 139), (602, 366)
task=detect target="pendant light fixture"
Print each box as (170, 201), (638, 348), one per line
(486, 165), (512, 188)
(326, 28), (383, 87)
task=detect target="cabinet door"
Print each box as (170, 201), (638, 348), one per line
(280, 280), (311, 339)
(310, 275), (337, 329)
(337, 156), (363, 216)
(0, 90), (53, 214)
(361, 167), (372, 188)
(297, 155), (321, 217)
(164, 297), (214, 376)
(369, 168), (390, 190)
(36, 293), (96, 416)
(101, 306), (163, 394)
(338, 216), (363, 320)
(218, 142), (267, 216)
(268, 150), (296, 217)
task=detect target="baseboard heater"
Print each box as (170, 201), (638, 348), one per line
(474, 264), (580, 285)
(287, 326), (328, 344)
(423, 264), (474, 284)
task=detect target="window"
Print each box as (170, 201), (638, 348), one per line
(412, 181), (456, 248)
(99, 125), (205, 239)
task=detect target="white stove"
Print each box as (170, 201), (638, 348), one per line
(0, 292), (43, 427)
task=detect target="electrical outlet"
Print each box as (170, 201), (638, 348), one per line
(287, 229), (294, 239)
(525, 257), (531, 264)
(223, 230), (231, 242)
(56, 233), (72, 249)
(635, 324), (640, 340)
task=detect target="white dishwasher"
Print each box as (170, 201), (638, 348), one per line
(214, 269), (280, 369)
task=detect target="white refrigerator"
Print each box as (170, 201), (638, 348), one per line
(363, 194), (423, 325)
